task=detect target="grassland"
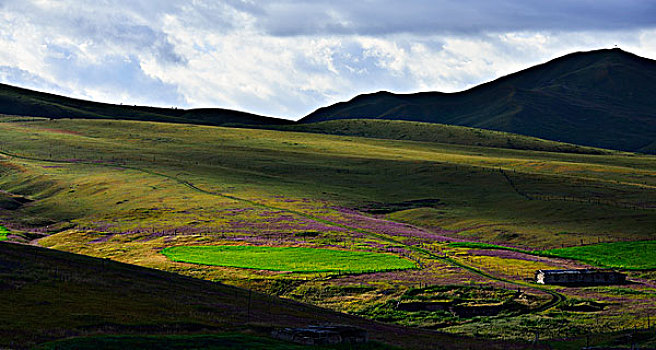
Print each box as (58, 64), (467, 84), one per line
(0, 116), (654, 346)
(448, 241), (656, 270)
(0, 117), (653, 248)
(539, 241), (656, 270)
(0, 225), (8, 240)
(162, 245), (416, 273)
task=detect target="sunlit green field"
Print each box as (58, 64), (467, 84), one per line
(162, 245), (416, 273)
(0, 225), (8, 241)
(448, 241), (656, 270)
(540, 241), (656, 270)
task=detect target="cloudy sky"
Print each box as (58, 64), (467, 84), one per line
(1, 1), (655, 120)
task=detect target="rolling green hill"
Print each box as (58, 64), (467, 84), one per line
(0, 83), (291, 127)
(280, 119), (613, 154)
(301, 49), (656, 153)
(3, 49), (655, 154)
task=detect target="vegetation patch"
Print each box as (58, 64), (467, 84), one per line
(0, 225), (8, 241)
(354, 285), (540, 329)
(558, 298), (607, 312)
(447, 242), (528, 253)
(162, 245), (416, 273)
(539, 241), (656, 270)
(450, 241), (656, 270)
(360, 199), (442, 214)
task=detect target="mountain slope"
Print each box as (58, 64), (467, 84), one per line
(0, 83), (291, 127)
(301, 49), (656, 153)
(279, 119), (614, 154)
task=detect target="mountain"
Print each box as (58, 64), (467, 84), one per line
(0, 83), (291, 127)
(300, 49), (656, 153)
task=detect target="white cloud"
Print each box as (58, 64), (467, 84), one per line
(0, 0), (654, 119)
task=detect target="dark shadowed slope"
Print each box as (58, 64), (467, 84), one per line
(0, 83), (291, 127)
(279, 119), (614, 154)
(301, 49), (656, 153)
(0, 242), (534, 350)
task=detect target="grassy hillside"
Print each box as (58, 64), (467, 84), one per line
(301, 49), (656, 153)
(0, 83), (291, 127)
(0, 116), (654, 344)
(280, 119), (612, 154)
(0, 116), (653, 247)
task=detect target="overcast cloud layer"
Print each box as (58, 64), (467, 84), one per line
(1, 0), (655, 119)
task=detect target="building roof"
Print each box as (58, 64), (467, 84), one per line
(537, 269), (621, 275)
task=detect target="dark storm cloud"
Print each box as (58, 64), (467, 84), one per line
(250, 0), (656, 36)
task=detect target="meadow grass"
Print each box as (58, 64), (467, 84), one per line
(161, 245), (416, 273)
(0, 225), (8, 241)
(450, 240), (656, 270)
(539, 241), (656, 270)
(0, 117), (653, 248)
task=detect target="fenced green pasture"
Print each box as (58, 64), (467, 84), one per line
(0, 225), (8, 241)
(162, 245), (416, 273)
(540, 241), (656, 270)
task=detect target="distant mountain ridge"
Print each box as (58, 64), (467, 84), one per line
(0, 83), (292, 127)
(301, 49), (656, 153)
(2, 48), (655, 153)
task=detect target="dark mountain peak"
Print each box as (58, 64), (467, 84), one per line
(301, 49), (656, 153)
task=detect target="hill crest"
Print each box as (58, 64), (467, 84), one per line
(301, 48), (656, 153)
(0, 82), (292, 127)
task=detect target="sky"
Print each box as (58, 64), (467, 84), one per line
(0, 1), (655, 120)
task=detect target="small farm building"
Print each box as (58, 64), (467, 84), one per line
(271, 325), (368, 345)
(535, 269), (626, 285)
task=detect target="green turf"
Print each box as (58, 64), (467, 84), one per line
(539, 241), (656, 270)
(162, 245), (416, 273)
(0, 225), (8, 241)
(449, 241), (656, 270)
